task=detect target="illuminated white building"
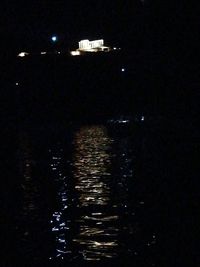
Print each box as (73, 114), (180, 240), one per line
(70, 39), (111, 56)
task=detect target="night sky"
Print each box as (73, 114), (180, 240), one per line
(1, 1), (199, 68)
(1, 1), (144, 54)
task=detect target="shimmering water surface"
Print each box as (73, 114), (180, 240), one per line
(7, 122), (158, 266)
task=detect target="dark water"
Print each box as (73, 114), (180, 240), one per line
(2, 119), (160, 267)
(1, 56), (198, 267)
(2, 54), (198, 266)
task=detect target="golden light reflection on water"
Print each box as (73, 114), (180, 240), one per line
(16, 126), (156, 264)
(74, 126), (112, 207)
(73, 126), (119, 260)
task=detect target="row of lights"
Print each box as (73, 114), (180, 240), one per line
(18, 36), (121, 58)
(18, 50), (121, 58)
(18, 36), (58, 57)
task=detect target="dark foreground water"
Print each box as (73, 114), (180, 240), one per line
(2, 118), (162, 267)
(2, 112), (199, 267)
(2, 55), (198, 266)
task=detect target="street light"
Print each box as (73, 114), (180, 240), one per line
(51, 35), (58, 42)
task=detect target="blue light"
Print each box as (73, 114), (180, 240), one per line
(51, 36), (57, 42)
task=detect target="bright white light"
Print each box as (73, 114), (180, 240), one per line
(16, 82), (19, 86)
(113, 47), (117, 50)
(52, 227), (59, 232)
(141, 116), (145, 121)
(117, 119), (129, 124)
(121, 68), (125, 72)
(51, 36), (57, 42)
(41, 51), (47, 55)
(18, 52), (29, 57)
(79, 39), (104, 50)
(70, 51), (81, 56)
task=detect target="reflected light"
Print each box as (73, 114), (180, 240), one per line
(74, 126), (111, 207)
(49, 147), (72, 260)
(72, 126), (119, 261)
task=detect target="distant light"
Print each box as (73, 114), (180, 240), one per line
(117, 119), (129, 124)
(18, 52), (29, 57)
(141, 116), (145, 121)
(16, 82), (19, 86)
(113, 47), (117, 50)
(70, 51), (81, 56)
(41, 51), (47, 55)
(121, 68), (125, 72)
(51, 36), (57, 42)
(79, 39), (104, 50)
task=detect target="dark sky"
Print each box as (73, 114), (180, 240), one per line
(1, 1), (199, 58)
(1, 1), (144, 52)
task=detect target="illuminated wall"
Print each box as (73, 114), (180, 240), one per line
(78, 39), (104, 51)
